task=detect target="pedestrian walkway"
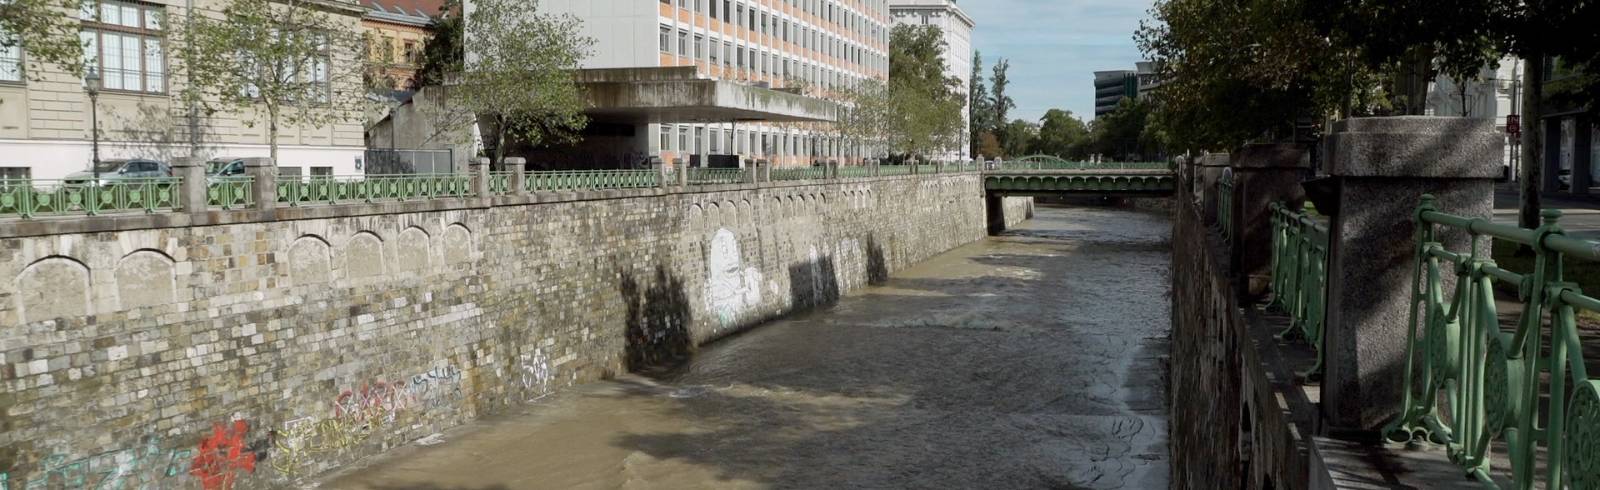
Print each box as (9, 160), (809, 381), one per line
(1493, 184), (1600, 239)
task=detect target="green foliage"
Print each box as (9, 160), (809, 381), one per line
(0, 0), (85, 79)
(969, 51), (992, 158)
(445, 0), (592, 165)
(1033, 109), (1089, 159)
(872, 24), (963, 160)
(413, 0), (460, 89)
(990, 59), (1015, 147)
(1090, 98), (1156, 161)
(179, 0), (368, 162)
(998, 118), (1036, 158)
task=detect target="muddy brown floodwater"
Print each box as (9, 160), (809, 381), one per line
(326, 204), (1172, 490)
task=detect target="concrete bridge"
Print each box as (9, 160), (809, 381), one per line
(981, 155), (1177, 199)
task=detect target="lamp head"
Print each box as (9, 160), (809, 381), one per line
(85, 67), (101, 95)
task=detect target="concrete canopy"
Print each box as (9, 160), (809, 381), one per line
(577, 67), (839, 124)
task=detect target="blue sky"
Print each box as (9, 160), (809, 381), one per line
(960, 0), (1156, 123)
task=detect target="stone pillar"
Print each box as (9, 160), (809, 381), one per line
(172, 156), (209, 212)
(757, 159), (770, 182)
(470, 157), (490, 198)
(1196, 152), (1230, 224)
(935, 160), (945, 174)
(871, 159), (881, 177)
(674, 158), (688, 186)
(504, 157), (527, 196)
(652, 157), (669, 189)
(243, 157), (276, 211)
(828, 160), (839, 179)
(1320, 117), (1502, 431)
(1228, 144), (1309, 301)
(745, 162), (759, 184)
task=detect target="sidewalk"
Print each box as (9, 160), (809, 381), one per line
(1493, 184), (1600, 239)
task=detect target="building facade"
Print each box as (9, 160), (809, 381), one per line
(0, 0), (367, 181)
(1093, 61), (1159, 119)
(889, 0), (973, 161)
(1425, 56), (1520, 180)
(535, 0), (890, 168)
(362, 0), (444, 91)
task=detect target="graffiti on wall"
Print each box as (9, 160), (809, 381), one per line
(0, 419), (266, 490)
(519, 348), (552, 395)
(705, 228), (763, 326)
(272, 365), (465, 478)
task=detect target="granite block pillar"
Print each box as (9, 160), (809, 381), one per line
(1320, 116), (1502, 431)
(172, 156), (209, 213)
(243, 157), (276, 211)
(504, 157), (527, 195)
(1228, 144), (1309, 301)
(1196, 153), (1230, 224)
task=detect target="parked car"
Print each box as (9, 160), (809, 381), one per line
(62, 159), (172, 185)
(207, 158), (247, 177)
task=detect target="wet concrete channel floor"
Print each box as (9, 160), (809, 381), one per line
(324, 204), (1172, 490)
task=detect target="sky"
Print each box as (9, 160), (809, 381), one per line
(959, 0), (1157, 124)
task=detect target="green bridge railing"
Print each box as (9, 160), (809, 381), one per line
(0, 178), (181, 218)
(276, 174), (473, 206)
(1268, 202), (1330, 377)
(1384, 195), (1600, 488)
(525, 169), (659, 192)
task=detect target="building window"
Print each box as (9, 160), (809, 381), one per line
(708, 37), (718, 63)
(708, 0), (717, 17)
(678, 29), (689, 56)
(694, 34), (704, 59)
(694, 127), (704, 154)
(659, 25), (672, 53)
(710, 128), (721, 153)
(678, 127), (689, 154)
(0, 44), (21, 82)
(660, 124), (672, 151)
(402, 40), (419, 64)
(311, 166), (332, 176)
(80, 0), (165, 93)
(0, 167), (30, 180)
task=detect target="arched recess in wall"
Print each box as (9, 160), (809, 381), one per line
(722, 201), (738, 227)
(115, 249), (177, 310)
(15, 256), (91, 323)
(289, 235), (333, 285)
(395, 226), (432, 273)
(740, 199), (753, 225)
(686, 203), (704, 231)
(442, 223), (474, 264)
(770, 196), (783, 222)
(346, 232), (386, 279)
(705, 202), (722, 230)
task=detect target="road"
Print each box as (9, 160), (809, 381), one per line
(324, 204), (1173, 490)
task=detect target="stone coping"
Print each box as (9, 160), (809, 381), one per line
(0, 174), (971, 239)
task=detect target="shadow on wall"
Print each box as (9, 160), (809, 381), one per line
(865, 235), (889, 286)
(618, 265), (694, 373)
(788, 255), (840, 310)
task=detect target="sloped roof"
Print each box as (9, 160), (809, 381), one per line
(362, 0), (445, 24)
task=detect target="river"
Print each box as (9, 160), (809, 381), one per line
(326, 203), (1172, 489)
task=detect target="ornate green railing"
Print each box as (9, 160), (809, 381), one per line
(488, 171), (514, 196)
(684, 168), (745, 185)
(525, 170), (659, 192)
(276, 174), (472, 206)
(770, 166), (829, 181)
(206, 177), (254, 210)
(999, 156), (1168, 171)
(838, 166), (873, 178)
(878, 165), (913, 176)
(1268, 202), (1330, 377)
(0, 178), (181, 218)
(1385, 195), (1600, 488)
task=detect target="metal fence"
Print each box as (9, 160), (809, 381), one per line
(364, 149), (455, 174)
(1268, 201), (1330, 378)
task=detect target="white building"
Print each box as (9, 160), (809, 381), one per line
(889, 0), (974, 160)
(1425, 56), (1521, 180)
(527, 0), (889, 168)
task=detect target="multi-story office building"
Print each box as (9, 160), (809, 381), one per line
(1093, 61), (1159, 119)
(890, 0), (974, 160)
(537, 0), (889, 168)
(0, 0), (367, 180)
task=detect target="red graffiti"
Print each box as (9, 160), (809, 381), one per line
(189, 420), (257, 490)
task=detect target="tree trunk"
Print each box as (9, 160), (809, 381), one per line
(268, 108), (280, 166)
(1519, 54), (1544, 231)
(491, 114), (507, 171)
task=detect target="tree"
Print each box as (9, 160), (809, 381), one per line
(181, 0), (368, 163)
(413, 0), (462, 89)
(998, 119), (1037, 158)
(1090, 98), (1153, 161)
(1033, 109), (1090, 159)
(0, 0), (84, 79)
(969, 51), (993, 159)
(990, 58), (1015, 149)
(881, 24), (963, 160)
(449, 0), (591, 167)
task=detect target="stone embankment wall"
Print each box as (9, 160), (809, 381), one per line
(0, 175), (1030, 488)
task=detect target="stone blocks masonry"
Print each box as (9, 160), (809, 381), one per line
(0, 174), (1031, 488)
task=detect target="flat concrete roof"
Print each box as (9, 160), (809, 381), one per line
(578, 67), (839, 124)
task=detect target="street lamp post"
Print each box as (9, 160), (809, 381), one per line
(86, 68), (103, 184)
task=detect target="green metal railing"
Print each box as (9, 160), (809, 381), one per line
(685, 168), (745, 185)
(206, 177), (254, 210)
(276, 174), (472, 206)
(0, 178), (181, 218)
(770, 166), (829, 181)
(838, 166), (873, 178)
(1268, 202), (1330, 377)
(878, 165), (913, 176)
(1384, 195), (1600, 488)
(488, 171), (514, 196)
(999, 156), (1168, 171)
(525, 170), (659, 192)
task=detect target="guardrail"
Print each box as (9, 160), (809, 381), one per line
(277, 174), (473, 206)
(770, 166), (829, 181)
(0, 178), (181, 218)
(1268, 202), (1330, 377)
(207, 176), (254, 210)
(525, 170), (658, 192)
(1384, 195), (1600, 488)
(685, 168), (746, 185)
